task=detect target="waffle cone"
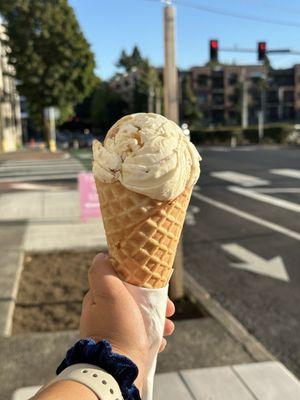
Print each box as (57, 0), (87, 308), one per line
(95, 179), (192, 288)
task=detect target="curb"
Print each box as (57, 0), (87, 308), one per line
(1, 251), (24, 337)
(184, 271), (275, 362)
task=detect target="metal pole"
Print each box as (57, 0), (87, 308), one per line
(155, 86), (162, 114)
(241, 68), (248, 129)
(258, 111), (264, 142)
(163, 2), (184, 300)
(148, 86), (155, 113)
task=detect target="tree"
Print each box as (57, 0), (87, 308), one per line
(180, 74), (202, 128)
(115, 46), (162, 114)
(116, 46), (145, 72)
(90, 82), (129, 133)
(1, 0), (96, 130)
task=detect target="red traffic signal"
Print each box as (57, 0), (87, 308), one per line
(258, 42), (267, 61)
(210, 39), (219, 62)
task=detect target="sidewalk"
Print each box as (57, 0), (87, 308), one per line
(11, 362), (300, 400)
(0, 318), (275, 400)
(0, 189), (105, 335)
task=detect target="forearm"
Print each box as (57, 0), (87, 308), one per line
(33, 380), (98, 400)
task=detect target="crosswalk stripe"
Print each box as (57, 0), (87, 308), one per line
(0, 174), (80, 183)
(210, 171), (270, 187)
(0, 157), (84, 183)
(270, 169), (300, 179)
(228, 186), (300, 213)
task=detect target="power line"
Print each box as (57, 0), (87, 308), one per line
(176, 0), (300, 28)
(236, 0), (300, 16)
(143, 0), (300, 28)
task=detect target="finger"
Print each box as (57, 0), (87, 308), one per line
(82, 290), (94, 307)
(158, 338), (167, 353)
(88, 253), (122, 295)
(166, 299), (175, 318)
(164, 318), (175, 336)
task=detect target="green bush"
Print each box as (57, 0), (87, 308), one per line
(190, 124), (292, 145)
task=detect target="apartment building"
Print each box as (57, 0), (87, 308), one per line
(0, 21), (22, 152)
(190, 63), (300, 126)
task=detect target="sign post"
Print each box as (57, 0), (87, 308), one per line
(78, 172), (100, 221)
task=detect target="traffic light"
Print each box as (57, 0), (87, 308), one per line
(258, 42), (267, 61)
(210, 39), (219, 62)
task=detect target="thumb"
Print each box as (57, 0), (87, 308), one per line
(88, 253), (125, 298)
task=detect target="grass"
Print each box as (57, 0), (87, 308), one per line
(69, 148), (92, 171)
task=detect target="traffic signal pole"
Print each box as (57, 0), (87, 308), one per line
(163, 2), (184, 300)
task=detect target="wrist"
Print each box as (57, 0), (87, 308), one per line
(56, 339), (142, 400)
(34, 380), (98, 400)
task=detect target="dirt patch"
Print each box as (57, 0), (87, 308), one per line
(13, 251), (98, 334)
(13, 251), (205, 334)
(172, 296), (207, 321)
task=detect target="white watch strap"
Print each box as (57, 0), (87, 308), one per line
(54, 363), (123, 400)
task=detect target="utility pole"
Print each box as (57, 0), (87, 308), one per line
(163, 1), (183, 300)
(241, 68), (249, 129)
(163, 2), (179, 123)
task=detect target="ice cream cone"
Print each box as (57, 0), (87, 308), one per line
(95, 178), (192, 289)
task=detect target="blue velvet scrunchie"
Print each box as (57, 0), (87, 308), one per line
(56, 339), (141, 400)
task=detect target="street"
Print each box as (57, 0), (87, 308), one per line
(184, 146), (300, 377)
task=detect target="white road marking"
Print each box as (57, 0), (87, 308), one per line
(270, 169), (300, 179)
(211, 171), (270, 187)
(192, 192), (300, 241)
(228, 186), (300, 213)
(255, 188), (300, 194)
(185, 205), (200, 226)
(0, 157), (83, 183)
(222, 243), (289, 281)
(10, 183), (67, 191)
(0, 174), (79, 183)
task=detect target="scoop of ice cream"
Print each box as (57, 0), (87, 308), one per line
(92, 113), (201, 201)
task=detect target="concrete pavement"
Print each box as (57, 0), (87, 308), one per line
(0, 317), (257, 400)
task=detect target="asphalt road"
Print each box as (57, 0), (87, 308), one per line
(184, 145), (300, 377)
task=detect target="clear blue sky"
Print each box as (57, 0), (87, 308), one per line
(69, 0), (300, 80)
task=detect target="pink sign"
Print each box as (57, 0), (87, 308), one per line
(78, 172), (101, 221)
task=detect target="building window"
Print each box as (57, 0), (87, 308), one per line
(197, 74), (208, 86)
(211, 77), (224, 89)
(212, 93), (224, 105)
(267, 90), (278, 103)
(196, 92), (207, 105)
(283, 107), (294, 119)
(228, 73), (238, 85)
(228, 94), (238, 103)
(284, 90), (294, 102)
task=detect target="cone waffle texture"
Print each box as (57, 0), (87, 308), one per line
(95, 179), (192, 288)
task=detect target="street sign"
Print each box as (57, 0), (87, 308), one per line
(78, 172), (100, 221)
(222, 243), (289, 282)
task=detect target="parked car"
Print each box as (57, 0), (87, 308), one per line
(71, 131), (95, 148)
(56, 131), (70, 149)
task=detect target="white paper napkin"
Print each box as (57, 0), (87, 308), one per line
(124, 282), (169, 400)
